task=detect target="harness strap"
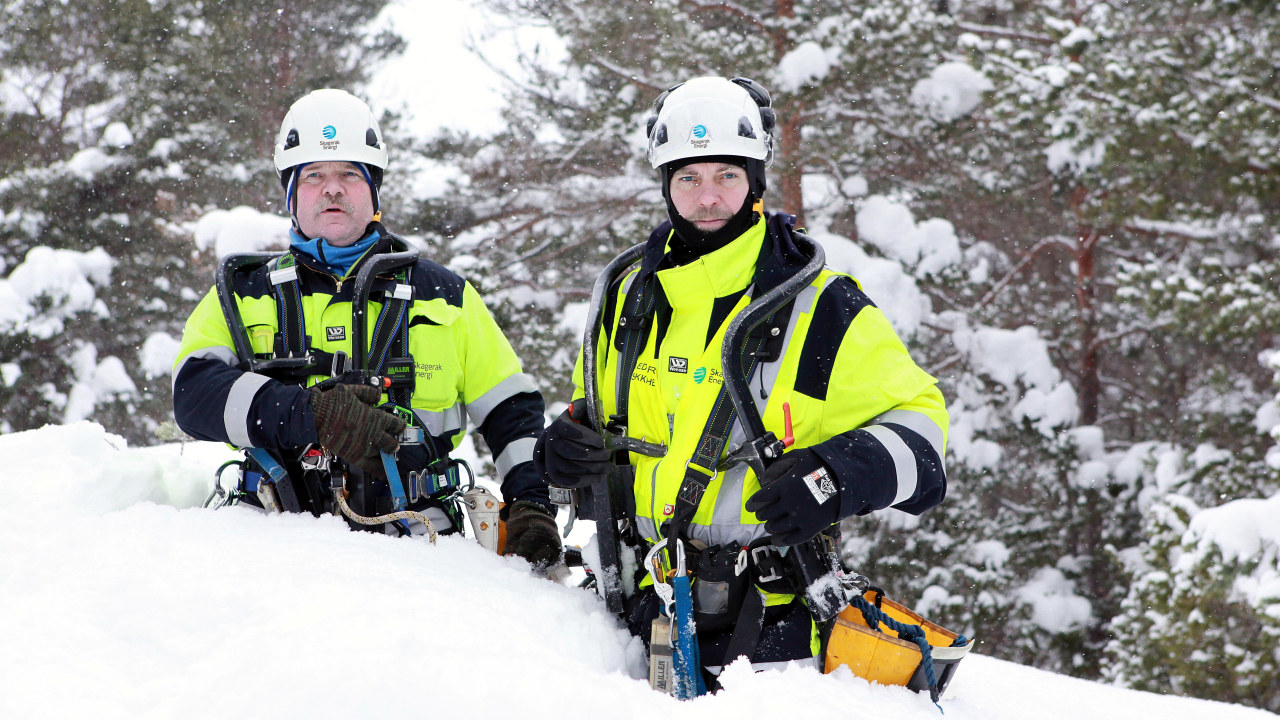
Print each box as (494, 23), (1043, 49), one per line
(366, 267), (413, 408)
(722, 587), (767, 666)
(268, 254), (415, 407)
(666, 295), (797, 550)
(269, 254), (308, 358)
(611, 271), (660, 431)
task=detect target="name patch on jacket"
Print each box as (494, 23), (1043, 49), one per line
(669, 357), (688, 374)
(326, 327), (346, 342)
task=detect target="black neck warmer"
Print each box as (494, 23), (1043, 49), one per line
(662, 156), (762, 266)
(666, 192), (757, 265)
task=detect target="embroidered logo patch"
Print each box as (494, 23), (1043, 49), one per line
(802, 466), (837, 505)
(663, 503), (675, 517)
(669, 357), (688, 374)
(326, 327), (346, 342)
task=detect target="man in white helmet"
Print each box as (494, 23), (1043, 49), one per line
(173, 89), (561, 569)
(534, 77), (949, 685)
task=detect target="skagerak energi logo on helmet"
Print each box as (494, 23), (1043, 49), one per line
(320, 124), (340, 151)
(690, 123), (710, 150)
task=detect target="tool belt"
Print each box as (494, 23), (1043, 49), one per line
(686, 532), (836, 632)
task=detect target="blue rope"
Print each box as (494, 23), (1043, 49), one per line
(849, 595), (943, 705)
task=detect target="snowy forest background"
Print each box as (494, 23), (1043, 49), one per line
(2, 0), (1278, 711)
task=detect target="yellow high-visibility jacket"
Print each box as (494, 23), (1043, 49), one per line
(173, 229), (547, 506)
(574, 213), (947, 550)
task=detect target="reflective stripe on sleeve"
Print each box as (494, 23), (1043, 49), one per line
(873, 408), (945, 459)
(494, 436), (536, 479)
(862, 424), (920, 507)
(466, 373), (538, 428)
(224, 373), (272, 448)
(171, 346), (239, 393)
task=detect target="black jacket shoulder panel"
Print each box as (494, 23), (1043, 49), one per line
(794, 276), (876, 401)
(407, 257), (467, 307)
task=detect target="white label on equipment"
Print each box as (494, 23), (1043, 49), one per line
(802, 466), (837, 505)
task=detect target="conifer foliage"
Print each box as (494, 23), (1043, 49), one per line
(0, 0), (401, 443)
(442, 0), (1280, 706)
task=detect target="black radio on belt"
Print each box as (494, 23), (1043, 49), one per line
(383, 357), (416, 391)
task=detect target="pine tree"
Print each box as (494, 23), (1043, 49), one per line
(0, 0), (402, 443)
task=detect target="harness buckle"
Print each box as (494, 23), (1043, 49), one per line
(751, 544), (785, 584)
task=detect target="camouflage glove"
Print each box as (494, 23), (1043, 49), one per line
(504, 500), (562, 570)
(309, 383), (406, 477)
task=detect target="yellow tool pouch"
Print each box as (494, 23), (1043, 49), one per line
(823, 588), (974, 703)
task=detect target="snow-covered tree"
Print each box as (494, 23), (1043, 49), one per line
(448, 0), (1280, 704)
(0, 0), (402, 442)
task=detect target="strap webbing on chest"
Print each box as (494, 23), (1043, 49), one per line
(367, 267), (413, 408)
(270, 254), (307, 358)
(666, 304), (777, 543)
(611, 272), (661, 431)
(611, 280), (800, 546)
(268, 254), (415, 407)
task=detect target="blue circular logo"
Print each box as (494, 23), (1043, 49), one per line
(321, 125), (337, 140)
(692, 124), (707, 139)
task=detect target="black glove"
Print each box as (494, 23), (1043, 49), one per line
(532, 398), (610, 489)
(744, 448), (845, 547)
(309, 383), (406, 478)
(504, 500), (563, 570)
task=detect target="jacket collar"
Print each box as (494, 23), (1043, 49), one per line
(640, 211), (814, 296)
(290, 222), (407, 279)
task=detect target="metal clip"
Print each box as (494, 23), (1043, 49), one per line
(644, 538), (686, 620)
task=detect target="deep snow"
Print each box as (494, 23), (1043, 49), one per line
(1, 422), (1273, 720)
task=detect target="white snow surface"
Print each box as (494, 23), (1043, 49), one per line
(193, 205), (291, 258)
(911, 61), (993, 122)
(776, 41), (833, 93)
(1, 422), (1272, 720)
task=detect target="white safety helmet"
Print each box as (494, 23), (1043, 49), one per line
(274, 89), (387, 176)
(646, 76), (775, 171)
(274, 89), (387, 212)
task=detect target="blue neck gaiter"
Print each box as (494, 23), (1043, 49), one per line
(290, 228), (381, 278)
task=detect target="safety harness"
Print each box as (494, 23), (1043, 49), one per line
(267, 253), (413, 405)
(602, 223), (834, 676)
(583, 217), (973, 705)
(207, 247), (485, 541)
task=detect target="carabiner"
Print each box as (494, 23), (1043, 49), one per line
(644, 538), (687, 619)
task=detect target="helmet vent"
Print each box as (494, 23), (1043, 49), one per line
(365, 128), (381, 149)
(284, 128), (300, 150)
(654, 123), (668, 146)
(737, 117), (757, 139)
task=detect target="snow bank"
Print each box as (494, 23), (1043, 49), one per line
(0, 422), (1272, 720)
